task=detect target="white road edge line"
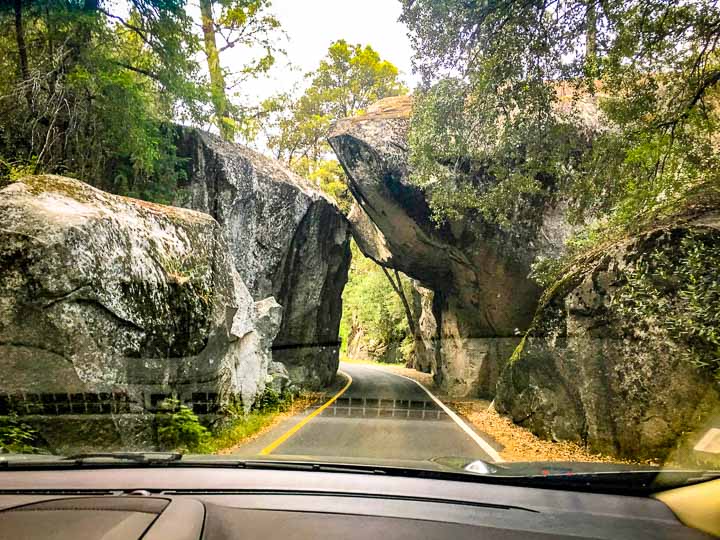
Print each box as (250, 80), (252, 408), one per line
(349, 363), (505, 463)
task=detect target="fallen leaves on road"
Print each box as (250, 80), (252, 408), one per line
(374, 363), (632, 463)
(449, 400), (624, 463)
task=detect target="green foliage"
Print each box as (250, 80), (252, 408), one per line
(340, 241), (413, 363)
(612, 234), (720, 379)
(201, 387), (298, 453)
(270, 39), (407, 161)
(198, 0), (283, 141)
(204, 410), (276, 452)
(0, 414), (39, 454)
(529, 256), (570, 290)
(260, 40), (407, 208)
(304, 39), (408, 120)
(156, 398), (211, 452)
(251, 387), (293, 414)
(291, 157), (352, 213)
(529, 180), (720, 289)
(402, 0), (720, 231)
(0, 156), (38, 184)
(407, 73), (575, 226)
(0, 1), (207, 201)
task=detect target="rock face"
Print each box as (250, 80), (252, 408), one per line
(0, 175), (281, 451)
(409, 281), (437, 374)
(495, 214), (720, 459)
(329, 96), (572, 397)
(175, 129), (351, 387)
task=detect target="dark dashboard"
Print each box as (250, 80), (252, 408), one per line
(0, 467), (714, 539)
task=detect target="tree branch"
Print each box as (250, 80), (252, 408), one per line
(657, 69), (720, 130)
(112, 61), (161, 82)
(98, 8), (153, 48)
(381, 266), (418, 337)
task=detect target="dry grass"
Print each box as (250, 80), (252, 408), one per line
(214, 391), (325, 454)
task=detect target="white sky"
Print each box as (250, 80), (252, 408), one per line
(223, 0), (419, 104)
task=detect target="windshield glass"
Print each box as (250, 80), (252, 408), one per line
(1, 0), (719, 489)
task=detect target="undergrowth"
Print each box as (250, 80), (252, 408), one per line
(0, 413), (40, 454)
(156, 388), (303, 454)
(204, 388), (300, 453)
(156, 398), (210, 452)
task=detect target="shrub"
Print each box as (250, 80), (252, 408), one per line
(612, 233), (720, 379)
(156, 398), (210, 452)
(0, 414), (39, 454)
(252, 387), (294, 414)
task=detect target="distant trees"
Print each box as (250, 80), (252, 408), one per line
(197, 0), (282, 141)
(340, 241), (415, 364)
(401, 0), (720, 233)
(261, 40), (408, 212)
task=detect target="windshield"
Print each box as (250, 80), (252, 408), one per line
(1, 0), (719, 491)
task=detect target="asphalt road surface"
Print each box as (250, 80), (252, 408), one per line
(262, 362), (498, 462)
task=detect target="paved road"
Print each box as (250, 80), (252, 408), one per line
(261, 363), (497, 462)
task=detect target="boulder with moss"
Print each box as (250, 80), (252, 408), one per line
(495, 212), (720, 460)
(0, 175), (281, 452)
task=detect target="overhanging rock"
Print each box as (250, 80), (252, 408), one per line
(329, 96), (573, 397)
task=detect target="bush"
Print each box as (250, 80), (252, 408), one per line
(0, 414), (39, 454)
(198, 388), (299, 454)
(156, 398), (210, 452)
(612, 233), (720, 379)
(252, 387), (294, 414)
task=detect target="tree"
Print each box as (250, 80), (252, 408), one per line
(0, 0), (207, 201)
(266, 40), (407, 165)
(401, 0), (720, 230)
(0, 0), (285, 194)
(196, 0), (282, 141)
(262, 40), (407, 213)
(199, 0), (231, 140)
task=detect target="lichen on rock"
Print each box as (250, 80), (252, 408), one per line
(495, 213), (720, 460)
(0, 175), (281, 452)
(175, 129), (351, 388)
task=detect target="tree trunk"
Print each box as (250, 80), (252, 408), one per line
(381, 266), (418, 338)
(199, 0), (233, 141)
(585, 0), (598, 79)
(13, 0), (33, 111)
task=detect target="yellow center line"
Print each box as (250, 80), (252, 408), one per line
(259, 370), (353, 455)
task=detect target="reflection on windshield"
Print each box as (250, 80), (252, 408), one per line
(329, 397), (447, 421)
(0, 0), (719, 483)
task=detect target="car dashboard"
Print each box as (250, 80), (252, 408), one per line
(0, 467), (715, 539)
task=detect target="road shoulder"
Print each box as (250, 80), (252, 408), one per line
(357, 361), (629, 463)
(222, 372), (349, 457)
